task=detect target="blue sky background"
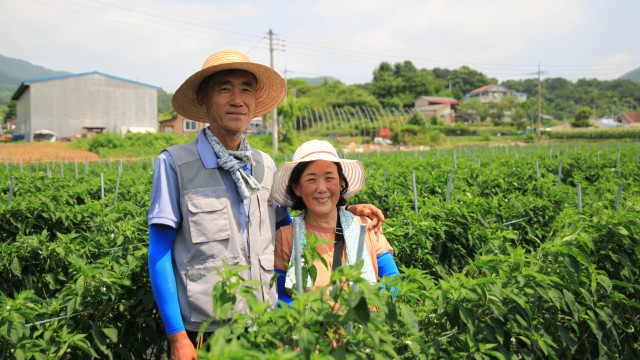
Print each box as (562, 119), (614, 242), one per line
(1, 0), (638, 92)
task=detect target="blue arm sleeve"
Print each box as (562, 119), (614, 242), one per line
(377, 251), (400, 296)
(377, 251), (400, 278)
(275, 269), (294, 307)
(148, 224), (184, 335)
(276, 212), (292, 230)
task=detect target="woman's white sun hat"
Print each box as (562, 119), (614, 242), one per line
(271, 140), (365, 208)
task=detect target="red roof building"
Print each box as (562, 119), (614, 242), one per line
(414, 96), (459, 124)
(465, 84), (527, 104)
(159, 113), (206, 135)
(615, 111), (640, 126)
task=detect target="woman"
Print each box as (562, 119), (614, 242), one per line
(271, 140), (399, 304)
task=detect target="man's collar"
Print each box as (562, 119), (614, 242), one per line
(196, 129), (219, 169)
(196, 129), (252, 172)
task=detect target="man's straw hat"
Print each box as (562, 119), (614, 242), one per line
(172, 50), (286, 123)
(271, 140), (365, 208)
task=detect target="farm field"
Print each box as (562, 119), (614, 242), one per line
(1, 141), (639, 359)
(1, 142), (100, 163)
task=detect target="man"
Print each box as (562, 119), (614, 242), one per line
(148, 50), (384, 359)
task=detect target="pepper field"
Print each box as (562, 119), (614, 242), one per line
(1, 141), (639, 359)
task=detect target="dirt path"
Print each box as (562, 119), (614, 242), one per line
(0, 142), (99, 163)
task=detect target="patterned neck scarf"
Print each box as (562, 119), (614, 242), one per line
(204, 127), (261, 199)
(285, 208), (377, 290)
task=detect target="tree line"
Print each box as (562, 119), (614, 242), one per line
(152, 60), (640, 128)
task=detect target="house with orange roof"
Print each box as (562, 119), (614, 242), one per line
(414, 96), (459, 124)
(465, 84), (527, 104)
(615, 111), (640, 127)
(464, 84), (528, 122)
(158, 112), (206, 135)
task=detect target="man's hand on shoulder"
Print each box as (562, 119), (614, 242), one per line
(168, 330), (197, 360)
(346, 204), (385, 234)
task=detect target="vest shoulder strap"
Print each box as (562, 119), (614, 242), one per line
(165, 139), (199, 166)
(251, 149), (274, 189)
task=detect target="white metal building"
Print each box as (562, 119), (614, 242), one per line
(11, 71), (160, 141)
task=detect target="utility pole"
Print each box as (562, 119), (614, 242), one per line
(537, 63), (541, 137)
(269, 29), (278, 156)
(282, 64), (294, 102)
(531, 109), (534, 133)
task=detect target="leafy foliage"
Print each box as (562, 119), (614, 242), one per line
(0, 140), (639, 358)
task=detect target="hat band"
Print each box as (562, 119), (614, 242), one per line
(298, 150), (339, 161)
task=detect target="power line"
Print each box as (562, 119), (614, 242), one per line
(81, 0), (262, 39)
(24, 0), (266, 44)
(16, 0), (640, 84)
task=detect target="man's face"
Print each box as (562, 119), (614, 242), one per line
(199, 70), (257, 136)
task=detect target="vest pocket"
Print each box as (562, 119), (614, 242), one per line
(186, 198), (230, 243)
(258, 254), (277, 303)
(186, 256), (240, 322)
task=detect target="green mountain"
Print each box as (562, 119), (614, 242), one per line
(0, 54), (173, 117)
(293, 76), (341, 85)
(619, 66), (640, 82)
(0, 54), (71, 106)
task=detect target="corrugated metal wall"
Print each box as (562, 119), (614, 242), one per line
(20, 73), (158, 140)
(16, 89), (31, 140)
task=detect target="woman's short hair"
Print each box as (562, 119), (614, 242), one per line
(286, 161), (349, 211)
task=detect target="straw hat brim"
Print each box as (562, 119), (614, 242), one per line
(271, 156), (366, 208)
(172, 59), (286, 123)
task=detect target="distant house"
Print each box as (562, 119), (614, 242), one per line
(158, 115), (265, 135)
(11, 71), (160, 141)
(464, 84), (527, 122)
(159, 113), (206, 134)
(414, 96), (459, 124)
(244, 118), (265, 135)
(465, 84), (527, 104)
(378, 127), (391, 139)
(615, 111), (640, 127)
(1, 119), (16, 132)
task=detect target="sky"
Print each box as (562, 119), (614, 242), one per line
(1, 0), (639, 93)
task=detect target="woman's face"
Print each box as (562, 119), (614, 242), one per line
(293, 160), (342, 217)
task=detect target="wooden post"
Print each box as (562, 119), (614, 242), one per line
(557, 160), (563, 190)
(352, 224), (368, 293)
(8, 176), (13, 205)
(412, 171), (418, 213)
(577, 183), (582, 213)
(101, 173), (105, 204)
(453, 151), (457, 170)
(114, 168), (121, 203)
(446, 170), (454, 203)
(293, 217), (303, 294)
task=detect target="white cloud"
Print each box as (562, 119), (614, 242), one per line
(1, 0), (638, 88)
(592, 52), (635, 80)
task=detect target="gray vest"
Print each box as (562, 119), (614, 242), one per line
(166, 138), (276, 332)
